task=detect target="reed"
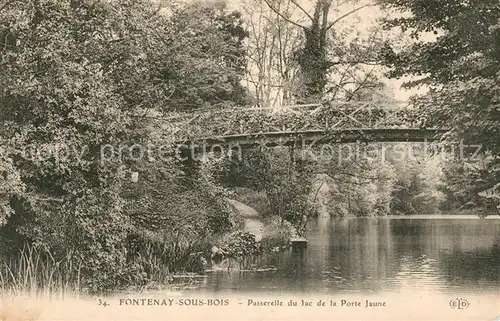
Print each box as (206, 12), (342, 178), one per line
(0, 245), (81, 299)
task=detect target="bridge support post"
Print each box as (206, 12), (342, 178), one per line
(290, 144), (296, 165)
(181, 149), (199, 180)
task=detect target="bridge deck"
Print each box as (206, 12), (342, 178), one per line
(153, 101), (450, 151)
(176, 128), (449, 150)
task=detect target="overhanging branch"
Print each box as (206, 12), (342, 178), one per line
(326, 59), (382, 68)
(289, 0), (314, 21)
(262, 0), (306, 29)
(326, 3), (376, 31)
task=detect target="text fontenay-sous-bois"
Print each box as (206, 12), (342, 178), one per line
(114, 298), (386, 308)
(118, 298), (230, 306)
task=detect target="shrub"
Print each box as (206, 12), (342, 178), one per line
(219, 232), (261, 257)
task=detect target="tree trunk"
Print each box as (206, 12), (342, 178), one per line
(295, 0), (332, 103)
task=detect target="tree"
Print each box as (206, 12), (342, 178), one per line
(0, 0), (155, 290)
(242, 0), (305, 106)
(386, 147), (445, 215)
(0, 0), (252, 291)
(160, 3), (251, 109)
(261, 0), (383, 102)
(380, 0), (500, 215)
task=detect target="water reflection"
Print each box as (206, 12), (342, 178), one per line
(202, 216), (500, 294)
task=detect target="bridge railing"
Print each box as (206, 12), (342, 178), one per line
(158, 101), (427, 141)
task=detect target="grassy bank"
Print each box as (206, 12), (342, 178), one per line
(0, 224), (289, 296)
(0, 227), (239, 296)
(0, 188), (297, 296)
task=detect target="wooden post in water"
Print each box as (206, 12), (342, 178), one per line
(290, 236), (308, 250)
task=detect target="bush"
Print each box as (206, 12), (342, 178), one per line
(219, 232), (261, 257)
(260, 216), (296, 250)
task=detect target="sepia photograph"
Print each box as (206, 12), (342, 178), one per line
(0, 0), (499, 320)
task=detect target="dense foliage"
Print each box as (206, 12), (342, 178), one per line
(381, 0), (500, 215)
(0, 0), (249, 292)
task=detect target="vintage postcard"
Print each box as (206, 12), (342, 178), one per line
(0, 0), (499, 320)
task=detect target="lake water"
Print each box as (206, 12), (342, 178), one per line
(195, 215), (500, 295)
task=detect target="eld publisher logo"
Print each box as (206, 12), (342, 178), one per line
(449, 298), (470, 310)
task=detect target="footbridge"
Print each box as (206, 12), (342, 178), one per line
(153, 101), (449, 151)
